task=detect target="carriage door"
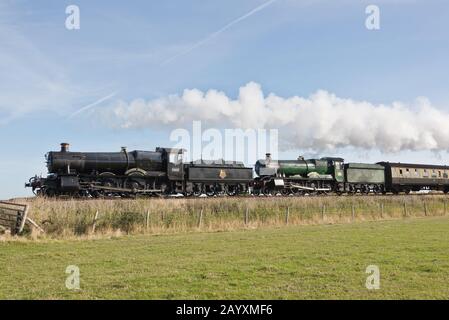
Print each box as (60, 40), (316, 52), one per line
(167, 150), (184, 180)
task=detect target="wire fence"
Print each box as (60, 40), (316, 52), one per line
(8, 195), (447, 237)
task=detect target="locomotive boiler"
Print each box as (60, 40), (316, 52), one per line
(47, 143), (164, 175)
(255, 154), (333, 178)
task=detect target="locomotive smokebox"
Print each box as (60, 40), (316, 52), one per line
(60, 143), (70, 153)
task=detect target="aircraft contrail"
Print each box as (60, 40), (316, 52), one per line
(69, 91), (118, 118)
(161, 0), (277, 66)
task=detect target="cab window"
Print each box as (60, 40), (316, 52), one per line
(169, 153), (179, 164)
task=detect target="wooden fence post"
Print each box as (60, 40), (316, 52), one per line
(321, 204), (326, 221)
(380, 203), (384, 219)
(403, 202), (408, 217)
(244, 207), (249, 225)
(285, 207), (289, 225)
(351, 204), (355, 221)
(92, 210), (99, 233)
(146, 209), (150, 229)
(424, 202), (428, 217)
(445, 200), (447, 216)
(198, 208), (203, 228)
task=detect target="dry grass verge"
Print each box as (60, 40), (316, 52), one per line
(2, 195), (448, 240)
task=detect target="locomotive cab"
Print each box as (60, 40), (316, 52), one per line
(321, 157), (345, 182)
(157, 147), (185, 181)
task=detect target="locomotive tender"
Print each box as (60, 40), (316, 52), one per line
(25, 143), (449, 197)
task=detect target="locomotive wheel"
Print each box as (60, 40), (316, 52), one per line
(364, 185), (371, 194)
(101, 179), (117, 197)
(226, 185), (238, 196)
(184, 184), (193, 197)
(191, 184), (201, 197)
(281, 188), (291, 196)
(263, 188), (272, 196)
(91, 190), (102, 198)
(205, 185), (216, 197)
(124, 172), (146, 192)
(125, 179), (143, 190)
(93, 173), (117, 197)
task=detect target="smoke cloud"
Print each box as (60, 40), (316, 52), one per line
(109, 82), (449, 153)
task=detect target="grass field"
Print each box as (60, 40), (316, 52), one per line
(1, 216), (449, 299)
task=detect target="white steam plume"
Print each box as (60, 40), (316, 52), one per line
(108, 82), (449, 153)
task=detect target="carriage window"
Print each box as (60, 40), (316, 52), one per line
(423, 169), (428, 177)
(444, 171), (448, 178)
(399, 169), (403, 175)
(439, 171), (442, 178)
(406, 168), (410, 176)
(414, 169), (419, 176)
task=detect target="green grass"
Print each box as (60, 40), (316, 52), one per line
(1, 216), (449, 299)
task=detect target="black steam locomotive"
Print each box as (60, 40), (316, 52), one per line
(26, 143), (449, 197)
(26, 143), (252, 197)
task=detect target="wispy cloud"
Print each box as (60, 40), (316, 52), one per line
(0, 4), (79, 123)
(160, 0), (277, 65)
(0, 2), (122, 125)
(69, 91), (118, 118)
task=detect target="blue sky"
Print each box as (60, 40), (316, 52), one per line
(1, 0), (449, 199)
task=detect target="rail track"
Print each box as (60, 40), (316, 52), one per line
(22, 190), (449, 202)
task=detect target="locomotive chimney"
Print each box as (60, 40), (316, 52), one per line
(266, 153), (271, 161)
(60, 143), (69, 152)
